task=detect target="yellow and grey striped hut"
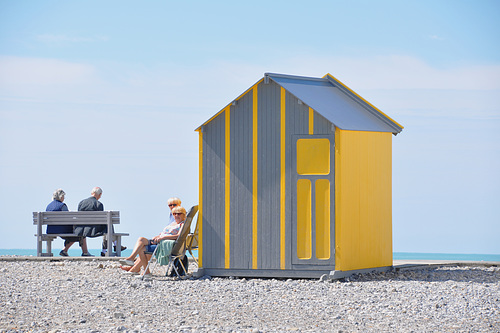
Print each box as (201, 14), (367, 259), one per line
(195, 72), (403, 278)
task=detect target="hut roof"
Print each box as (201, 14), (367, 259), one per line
(197, 72), (403, 135)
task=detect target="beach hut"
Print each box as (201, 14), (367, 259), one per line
(195, 72), (403, 278)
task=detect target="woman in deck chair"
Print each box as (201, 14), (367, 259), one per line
(119, 205), (187, 275)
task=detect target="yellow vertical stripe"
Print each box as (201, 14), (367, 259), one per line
(198, 130), (203, 267)
(224, 106), (231, 269)
(280, 87), (286, 269)
(335, 129), (342, 269)
(308, 107), (314, 135)
(252, 87), (258, 269)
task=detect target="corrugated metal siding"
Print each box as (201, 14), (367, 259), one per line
(285, 92), (309, 135)
(335, 129), (393, 271)
(256, 81), (281, 269)
(313, 111), (334, 135)
(202, 113), (226, 269)
(202, 80), (337, 272)
(230, 92), (253, 269)
(284, 90), (310, 269)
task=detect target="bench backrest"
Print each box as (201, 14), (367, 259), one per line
(33, 211), (120, 225)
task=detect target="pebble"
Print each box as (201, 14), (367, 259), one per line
(0, 260), (498, 332)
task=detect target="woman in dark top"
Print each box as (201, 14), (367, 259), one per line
(46, 188), (91, 256)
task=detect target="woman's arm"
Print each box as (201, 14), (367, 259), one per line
(151, 225), (182, 243)
(153, 230), (180, 243)
(157, 232), (180, 241)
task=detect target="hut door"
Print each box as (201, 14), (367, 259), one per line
(291, 135), (335, 266)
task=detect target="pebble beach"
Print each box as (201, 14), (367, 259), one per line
(0, 259), (499, 332)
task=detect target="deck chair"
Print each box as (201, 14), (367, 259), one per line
(141, 205), (198, 280)
(186, 214), (199, 265)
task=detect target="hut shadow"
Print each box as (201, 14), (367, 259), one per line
(347, 264), (500, 284)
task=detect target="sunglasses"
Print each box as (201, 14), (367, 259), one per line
(172, 212), (184, 216)
(168, 203), (178, 207)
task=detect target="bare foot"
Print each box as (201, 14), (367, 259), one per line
(120, 265), (132, 272)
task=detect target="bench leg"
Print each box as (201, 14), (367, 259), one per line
(47, 239), (52, 256)
(37, 235), (43, 257)
(106, 214), (113, 257)
(103, 235), (123, 257)
(39, 236), (56, 257)
(114, 235), (122, 257)
(105, 234), (113, 257)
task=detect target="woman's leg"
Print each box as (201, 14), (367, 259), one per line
(125, 237), (148, 261)
(123, 258), (142, 273)
(122, 253), (152, 274)
(137, 252), (153, 274)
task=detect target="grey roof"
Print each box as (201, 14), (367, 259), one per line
(265, 73), (403, 134)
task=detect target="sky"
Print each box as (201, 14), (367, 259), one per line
(0, 0), (499, 255)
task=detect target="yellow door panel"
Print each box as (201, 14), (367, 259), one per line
(296, 138), (330, 175)
(296, 179), (312, 259)
(315, 179), (330, 260)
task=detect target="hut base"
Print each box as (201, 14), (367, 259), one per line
(193, 266), (393, 280)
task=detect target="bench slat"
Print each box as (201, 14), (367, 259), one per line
(40, 233), (129, 237)
(33, 211), (119, 218)
(33, 211), (120, 216)
(33, 219), (120, 225)
(33, 211), (120, 225)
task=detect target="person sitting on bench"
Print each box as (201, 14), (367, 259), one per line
(75, 186), (126, 256)
(45, 188), (91, 257)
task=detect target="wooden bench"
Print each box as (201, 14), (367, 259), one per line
(33, 211), (129, 257)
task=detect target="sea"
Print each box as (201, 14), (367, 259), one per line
(0, 249), (197, 258)
(0, 249), (499, 261)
